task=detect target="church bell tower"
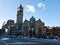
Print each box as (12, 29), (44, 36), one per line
(17, 4), (23, 31)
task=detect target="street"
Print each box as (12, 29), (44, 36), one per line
(0, 37), (60, 45)
(0, 38), (41, 45)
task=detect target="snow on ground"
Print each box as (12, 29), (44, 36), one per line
(1, 37), (60, 44)
(1, 38), (10, 40)
(8, 42), (40, 44)
(29, 38), (60, 44)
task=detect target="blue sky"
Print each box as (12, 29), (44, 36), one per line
(0, 0), (60, 29)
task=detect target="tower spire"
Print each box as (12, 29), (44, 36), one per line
(20, 0), (23, 7)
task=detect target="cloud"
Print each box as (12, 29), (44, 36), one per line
(38, 3), (46, 10)
(26, 5), (35, 13)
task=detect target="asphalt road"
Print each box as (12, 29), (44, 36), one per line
(0, 38), (41, 45)
(0, 38), (60, 45)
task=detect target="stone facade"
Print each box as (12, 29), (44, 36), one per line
(23, 16), (45, 37)
(17, 4), (23, 31)
(35, 19), (45, 36)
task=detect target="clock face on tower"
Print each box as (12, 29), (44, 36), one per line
(17, 8), (22, 11)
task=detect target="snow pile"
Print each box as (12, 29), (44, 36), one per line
(1, 38), (9, 40)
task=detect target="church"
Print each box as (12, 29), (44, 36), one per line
(2, 3), (45, 38)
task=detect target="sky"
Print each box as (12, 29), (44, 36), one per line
(0, 0), (60, 29)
